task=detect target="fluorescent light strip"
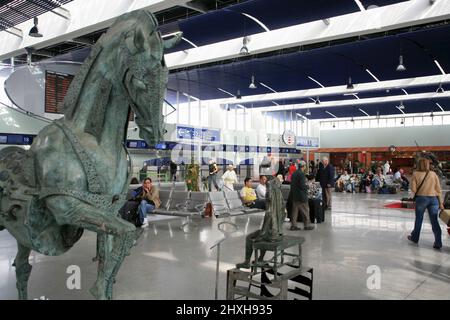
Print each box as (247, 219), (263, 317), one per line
(358, 108), (370, 116)
(434, 60), (446, 75)
(436, 102), (445, 112)
(272, 101), (280, 106)
(241, 13), (270, 32)
(366, 69), (380, 82)
(401, 89), (409, 95)
(182, 93), (200, 101)
(396, 106), (406, 114)
(236, 104), (246, 109)
(307, 76), (325, 88)
(308, 97), (316, 102)
(217, 88), (236, 97)
(259, 82), (277, 93)
(325, 111), (338, 118)
(182, 37), (198, 48)
(296, 113), (308, 121)
(162, 31), (182, 38)
(354, 0), (366, 11)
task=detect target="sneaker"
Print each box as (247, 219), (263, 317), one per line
(290, 226), (301, 231)
(304, 226), (314, 230)
(284, 217), (290, 222)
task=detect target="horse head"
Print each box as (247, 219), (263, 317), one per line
(100, 10), (182, 145)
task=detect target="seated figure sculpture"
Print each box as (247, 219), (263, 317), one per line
(236, 176), (286, 269)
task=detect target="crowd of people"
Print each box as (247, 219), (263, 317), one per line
(124, 154), (448, 250)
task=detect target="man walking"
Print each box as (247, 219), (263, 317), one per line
(289, 161), (314, 230)
(316, 157), (335, 211)
(208, 159), (220, 191)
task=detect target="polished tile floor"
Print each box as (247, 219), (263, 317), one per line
(0, 192), (449, 300)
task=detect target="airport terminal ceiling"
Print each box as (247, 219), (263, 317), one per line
(2, 0), (448, 121)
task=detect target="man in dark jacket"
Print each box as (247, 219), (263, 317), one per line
(289, 161), (313, 230)
(316, 157), (335, 211)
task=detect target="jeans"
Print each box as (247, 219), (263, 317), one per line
(411, 196), (442, 247)
(371, 179), (381, 189)
(208, 174), (220, 191)
(138, 200), (155, 224)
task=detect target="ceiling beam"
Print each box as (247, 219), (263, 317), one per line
(209, 74), (450, 105)
(0, 0), (191, 61)
(165, 0), (450, 70)
(251, 91), (450, 113)
(180, 1), (209, 13)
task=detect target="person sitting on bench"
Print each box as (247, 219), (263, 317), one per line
(240, 177), (266, 209)
(132, 178), (161, 227)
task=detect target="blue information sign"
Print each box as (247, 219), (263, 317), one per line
(176, 125), (220, 142)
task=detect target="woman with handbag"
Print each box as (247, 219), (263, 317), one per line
(407, 158), (443, 249)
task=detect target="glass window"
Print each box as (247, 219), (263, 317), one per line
(433, 115), (443, 126)
(413, 117), (422, 126)
(386, 118), (396, 127)
(422, 115), (433, 126)
(405, 117), (414, 126)
(361, 119), (370, 128)
(178, 103), (189, 125)
(444, 115), (450, 125)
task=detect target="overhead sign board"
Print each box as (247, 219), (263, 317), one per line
(176, 125), (220, 142)
(296, 136), (319, 149)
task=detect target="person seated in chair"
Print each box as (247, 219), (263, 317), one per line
(371, 168), (385, 191)
(131, 178), (161, 227)
(336, 170), (350, 192)
(240, 177), (266, 209)
(256, 175), (268, 200)
(394, 168), (409, 190)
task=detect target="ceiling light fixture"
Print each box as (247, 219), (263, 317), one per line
(346, 76), (354, 89)
(436, 102), (445, 112)
(400, 118), (404, 124)
(305, 109), (311, 116)
(315, 97), (320, 105)
(29, 17), (42, 38)
(430, 111), (434, 118)
(398, 101), (405, 109)
(236, 90), (242, 99)
(436, 83), (445, 93)
(240, 36), (250, 55)
(396, 55), (406, 72)
(249, 75), (257, 89)
(358, 108), (370, 116)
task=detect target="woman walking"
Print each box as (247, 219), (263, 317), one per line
(407, 158), (443, 249)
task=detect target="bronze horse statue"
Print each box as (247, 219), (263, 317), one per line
(0, 9), (181, 299)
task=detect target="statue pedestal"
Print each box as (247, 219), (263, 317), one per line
(227, 235), (313, 300)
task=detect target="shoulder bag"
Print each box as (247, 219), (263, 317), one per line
(413, 171), (430, 201)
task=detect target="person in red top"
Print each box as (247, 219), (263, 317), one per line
(286, 161), (297, 183)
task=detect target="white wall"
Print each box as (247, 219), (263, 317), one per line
(320, 125), (450, 148)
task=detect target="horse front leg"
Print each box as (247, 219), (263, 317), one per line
(91, 229), (142, 300)
(13, 242), (32, 300)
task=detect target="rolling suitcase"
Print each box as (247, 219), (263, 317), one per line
(309, 198), (324, 223)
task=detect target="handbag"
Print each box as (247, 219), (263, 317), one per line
(412, 171), (430, 201)
(439, 209), (450, 227)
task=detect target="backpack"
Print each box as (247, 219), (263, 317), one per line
(119, 200), (140, 226)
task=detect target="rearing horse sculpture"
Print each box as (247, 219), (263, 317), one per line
(0, 10), (181, 299)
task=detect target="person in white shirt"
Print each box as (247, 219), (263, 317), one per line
(383, 161), (390, 176)
(221, 164), (238, 191)
(256, 175), (268, 199)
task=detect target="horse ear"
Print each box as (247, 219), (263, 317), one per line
(125, 27), (146, 55)
(163, 32), (183, 50)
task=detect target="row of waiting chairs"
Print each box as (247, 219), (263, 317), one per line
(153, 190), (265, 218)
